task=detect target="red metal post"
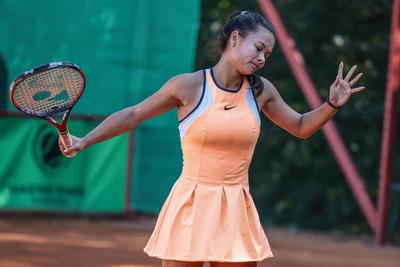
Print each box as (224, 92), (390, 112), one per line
(376, 0), (400, 244)
(257, 0), (377, 231)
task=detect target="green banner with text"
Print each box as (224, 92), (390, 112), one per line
(0, 117), (127, 212)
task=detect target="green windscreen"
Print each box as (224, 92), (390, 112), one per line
(0, 0), (200, 213)
(0, 117), (127, 212)
(0, 0), (200, 115)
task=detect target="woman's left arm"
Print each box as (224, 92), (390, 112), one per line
(261, 62), (365, 139)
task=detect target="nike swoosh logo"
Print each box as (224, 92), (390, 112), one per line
(224, 105), (236, 110)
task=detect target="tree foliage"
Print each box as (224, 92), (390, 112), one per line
(196, 0), (399, 242)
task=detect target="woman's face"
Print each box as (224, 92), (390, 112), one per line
(230, 26), (275, 75)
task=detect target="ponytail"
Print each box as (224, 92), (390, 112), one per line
(247, 74), (263, 97)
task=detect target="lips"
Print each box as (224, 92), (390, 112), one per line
(249, 62), (259, 71)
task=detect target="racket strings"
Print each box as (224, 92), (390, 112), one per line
(13, 68), (84, 116)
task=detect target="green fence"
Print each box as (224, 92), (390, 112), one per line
(0, 0), (200, 213)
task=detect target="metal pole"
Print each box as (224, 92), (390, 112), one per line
(376, 0), (400, 244)
(257, 0), (377, 232)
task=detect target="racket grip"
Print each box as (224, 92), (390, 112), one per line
(59, 130), (77, 158)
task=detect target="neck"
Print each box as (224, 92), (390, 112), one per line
(212, 56), (244, 90)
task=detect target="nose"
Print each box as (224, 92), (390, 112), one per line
(257, 52), (265, 66)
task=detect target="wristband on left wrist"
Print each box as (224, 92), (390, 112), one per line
(326, 96), (341, 110)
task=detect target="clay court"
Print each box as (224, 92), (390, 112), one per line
(0, 215), (399, 267)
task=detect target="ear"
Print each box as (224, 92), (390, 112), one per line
(230, 30), (240, 47)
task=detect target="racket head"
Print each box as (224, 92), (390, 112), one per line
(9, 61), (86, 118)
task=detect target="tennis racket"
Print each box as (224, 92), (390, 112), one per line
(9, 61), (86, 158)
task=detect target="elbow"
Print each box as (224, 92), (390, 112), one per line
(295, 122), (316, 139)
(286, 128), (310, 139)
(295, 116), (313, 139)
(295, 114), (319, 139)
(126, 106), (141, 129)
(294, 115), (310, 139)
(295, 131), (313, 140)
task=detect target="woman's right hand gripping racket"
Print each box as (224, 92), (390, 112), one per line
(9, 61), (86, 158)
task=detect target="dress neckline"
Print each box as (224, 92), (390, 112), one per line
(210, 68), (244, 93)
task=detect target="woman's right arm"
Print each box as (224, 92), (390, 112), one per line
(61, 73), (191, 156)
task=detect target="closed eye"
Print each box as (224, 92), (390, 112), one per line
(256, 41), (272, 57)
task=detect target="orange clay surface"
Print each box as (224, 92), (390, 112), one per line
(0, 215), (399, 267)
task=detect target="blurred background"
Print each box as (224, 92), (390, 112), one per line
(0, 0), (399, 266)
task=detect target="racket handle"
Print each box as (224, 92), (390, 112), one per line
(59, 130), (77, 158)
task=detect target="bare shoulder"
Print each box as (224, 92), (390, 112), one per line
(260, 76), (277, 93)
(167, 70), (203, 90)
(259, 76), (280, 106)
(169, 70), (204, 106)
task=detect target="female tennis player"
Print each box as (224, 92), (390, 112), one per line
(60, 11), (364, 267)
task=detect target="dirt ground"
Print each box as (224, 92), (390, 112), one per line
(0, 215), (399, 267)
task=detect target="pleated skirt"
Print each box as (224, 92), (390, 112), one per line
(143, 177), (273, 262)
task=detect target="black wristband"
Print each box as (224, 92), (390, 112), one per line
(326, 97), (341, 110)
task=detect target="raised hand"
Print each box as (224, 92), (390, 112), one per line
(328, 62), (365, 109)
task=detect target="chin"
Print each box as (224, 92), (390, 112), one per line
(238, 66), (255, 76)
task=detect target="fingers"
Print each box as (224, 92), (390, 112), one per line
(332, 76), (340, 88)
(349, 72), (363, 86)
(339, 79), (352, 94)
(58, 137), (77, 157)
(339, 78), (366, 94)
(63, 146), (75, 155)
(337, 61), (344, 80)
(351, 86), (366, 93)
(332, 61), (344, 88)
(62, 145), (79, 158)
(344, 65), (357, 82)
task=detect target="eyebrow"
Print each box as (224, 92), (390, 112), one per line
(257, 41), (266, 48)
(257, 41), (271, 53)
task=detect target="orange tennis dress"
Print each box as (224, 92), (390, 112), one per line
(143, 68), (273, 262)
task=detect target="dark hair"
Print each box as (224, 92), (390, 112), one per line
(218, 11), (275, 97)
